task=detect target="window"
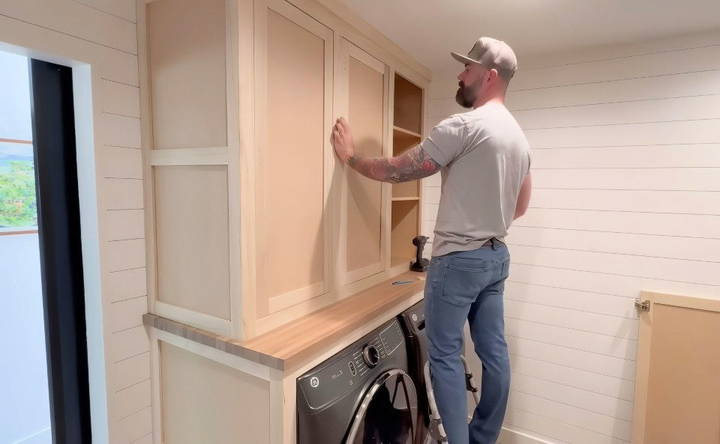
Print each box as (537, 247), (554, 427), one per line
(0, 51), (36, 231)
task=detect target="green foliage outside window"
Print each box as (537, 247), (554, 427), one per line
(0, 160), (37, 227)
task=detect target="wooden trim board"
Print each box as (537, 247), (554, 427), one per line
(155, 301), (232, 336)
(148, 147), (229, 166)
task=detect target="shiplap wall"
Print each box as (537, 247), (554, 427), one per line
(422, 30), (720, 444)
(0, 1), (151, 443)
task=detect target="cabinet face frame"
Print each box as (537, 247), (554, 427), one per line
(333, 36), (391, 287)
(251, 0), (336, 324)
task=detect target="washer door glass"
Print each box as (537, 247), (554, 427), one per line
(345, 369), (418, 444)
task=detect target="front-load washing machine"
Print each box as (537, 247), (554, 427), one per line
(297, 318), (419, 444)
(398, 300), (430, 444)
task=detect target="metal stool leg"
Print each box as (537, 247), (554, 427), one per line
(424, 356), (481, 443)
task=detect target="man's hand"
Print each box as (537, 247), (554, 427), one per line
(331, 117), (355, 164)
(330, 116), (440, 182)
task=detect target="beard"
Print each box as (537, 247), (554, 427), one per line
(455, 81), (476, 108)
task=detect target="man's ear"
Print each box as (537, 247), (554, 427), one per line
(488, 68), (499, 83)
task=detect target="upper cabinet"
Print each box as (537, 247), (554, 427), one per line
(252, 0), (334, 325)
(139, 0), (430, 340)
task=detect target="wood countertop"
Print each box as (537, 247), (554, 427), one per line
(144, 271), (426, 371)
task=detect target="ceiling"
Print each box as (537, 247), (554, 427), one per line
(339, 0), (720, 73)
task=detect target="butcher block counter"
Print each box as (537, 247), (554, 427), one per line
(143, 271), (426, 444)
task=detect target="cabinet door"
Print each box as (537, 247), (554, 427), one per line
(253, 0), (334, 318)
(335, 38), (389, 286)
(632, 292), (720, 444)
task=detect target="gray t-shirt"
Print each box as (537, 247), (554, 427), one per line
(420, 102), (531, 257)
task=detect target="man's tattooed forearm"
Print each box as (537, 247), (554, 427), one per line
(347, 145), (441, 183)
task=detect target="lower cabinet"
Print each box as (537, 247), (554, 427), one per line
(156, 339), (276, 444)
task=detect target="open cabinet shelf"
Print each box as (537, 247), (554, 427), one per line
(392, 126), (421, 155)
(391, 199), (420, 267)
(393, 74), (424, 134)
(393, 125), (422, 139)
(390, 72), (424, 269)
(392, 181), (420, 199)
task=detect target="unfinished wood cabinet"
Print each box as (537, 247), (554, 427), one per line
(632, 292), (720, 444)
(140, 0), (430, 340)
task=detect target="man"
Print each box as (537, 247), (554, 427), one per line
(331, 37), (532, 444)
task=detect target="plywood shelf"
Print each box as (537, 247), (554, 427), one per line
(392, 180), (420, 199)
(392, 197), (420, 202)
(393, 125), (422, 139)
(392, 126), (422, 155)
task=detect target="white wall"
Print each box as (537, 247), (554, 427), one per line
(422, 30), (720, 444)
(0, 1), (151, 443)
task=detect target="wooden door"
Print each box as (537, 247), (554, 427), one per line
(334, 38), (389, 286)
(632, 291), (720, 444)
(253, 0), (334, 320)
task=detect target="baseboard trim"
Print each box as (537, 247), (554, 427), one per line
(500, 426), (557, 444)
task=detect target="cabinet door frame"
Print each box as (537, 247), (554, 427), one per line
(251, 0), (335, 322)
(333, 36), (391, 287)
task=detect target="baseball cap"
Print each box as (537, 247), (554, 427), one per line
(451, 37), (518, 78)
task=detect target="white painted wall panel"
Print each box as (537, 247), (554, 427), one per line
(0, 2), (151, 442)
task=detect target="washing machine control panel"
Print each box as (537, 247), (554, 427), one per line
(362, 344), (380, 367)
(297, 319), (405, 410)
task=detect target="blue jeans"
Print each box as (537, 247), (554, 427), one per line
(424, 241), (511, 444)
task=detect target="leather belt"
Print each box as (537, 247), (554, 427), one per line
(482, 238), (502, 249)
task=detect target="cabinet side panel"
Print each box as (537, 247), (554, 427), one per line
(155, 165), (230, 319)
(160, 342), (270, 444)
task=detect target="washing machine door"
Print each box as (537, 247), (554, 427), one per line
(345, 369), (418, 444)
